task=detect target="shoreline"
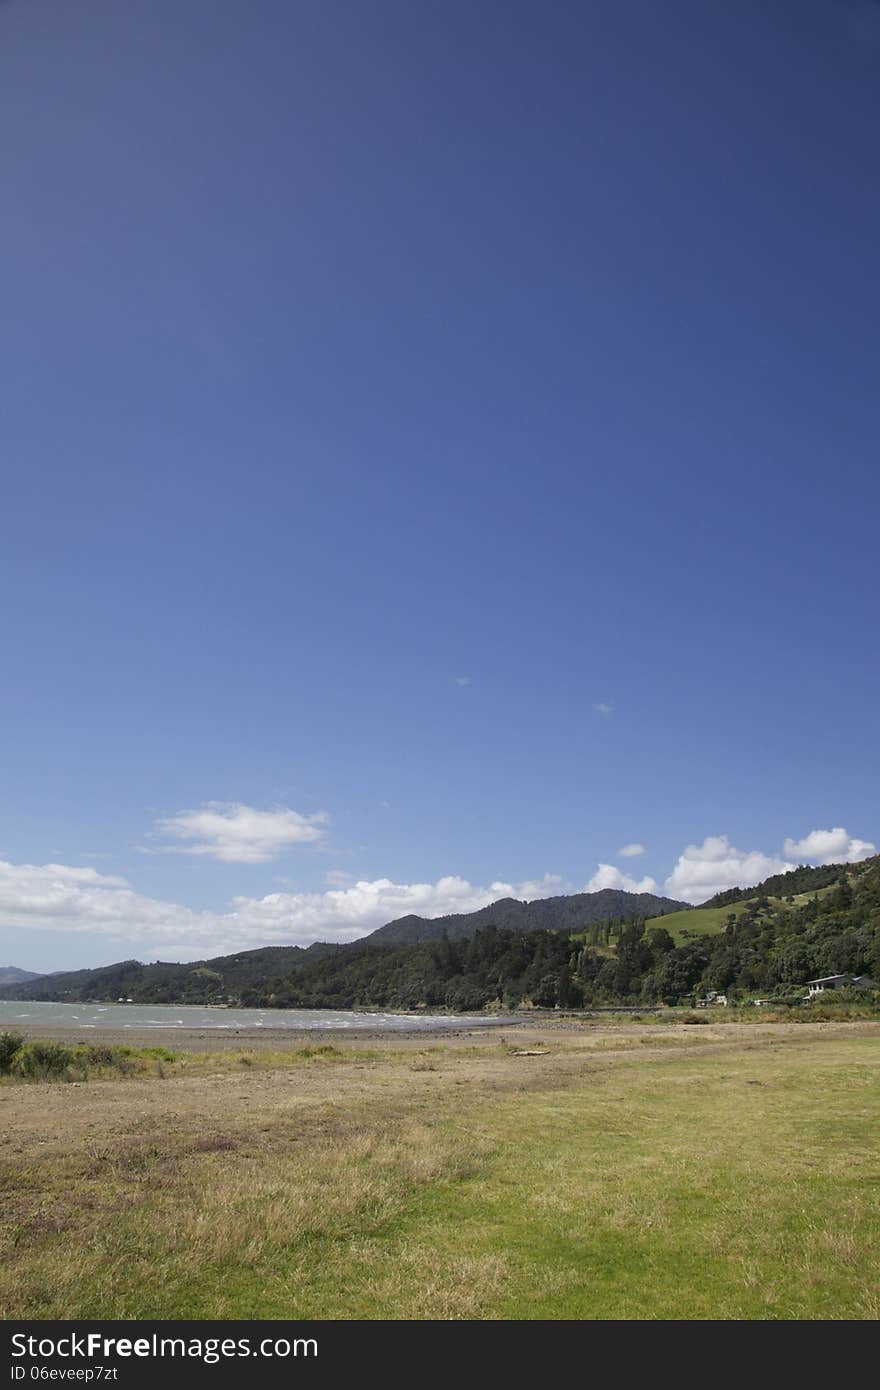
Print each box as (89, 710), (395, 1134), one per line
(2, 1017), (527, 1051)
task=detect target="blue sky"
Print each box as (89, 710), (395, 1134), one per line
(1, 0), (878, 970)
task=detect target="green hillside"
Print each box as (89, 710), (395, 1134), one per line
(646, 865), (863, 945)
(238, 856), (880, 1010)
(4, 858), (876, 1011)
(644, 900), (751, 943)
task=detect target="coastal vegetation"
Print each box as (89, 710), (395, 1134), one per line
(0, 1033), (176, 1082)
(0, 887), (687, 1007)
(2, 858), (877, 1014)
(238, 857), (880, 1010)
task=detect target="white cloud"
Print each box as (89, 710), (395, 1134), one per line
(227, 875), (496, 945)
(586, 864), (659, 895)
(0, 858), (211, 947)
(593, 702), (613, 717)
(486, 873), (564, 900)
(618, 843), (645, 858)
(227, 872), (564, 948)
(0, 860), (566, 960)
(4, 822), (875, 962)
(664, 836), (794, 905)
(154, 802), (329, 863)
(782, 827), (876, 865)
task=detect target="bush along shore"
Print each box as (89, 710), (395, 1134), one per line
(0, 1033), (177, 1082)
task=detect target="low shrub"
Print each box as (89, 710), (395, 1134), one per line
(138, 1046), (177, 1063)
(15, 1041), (75, 1080)
(0, 1037), (179, 1083)
(0, 1031), (25, 1073)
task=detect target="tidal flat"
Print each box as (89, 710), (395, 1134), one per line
(1, 1019), (878, 1320)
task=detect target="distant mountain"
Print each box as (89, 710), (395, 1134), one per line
(3, 865), (876, 1013)
(0, 887), (688, 1006)
(0, 966), (43, 986)
(0, 945), (329, 1005)
(362, 889), (689, 947)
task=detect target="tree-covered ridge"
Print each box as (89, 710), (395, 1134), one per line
(0, 945), (327, 1005)
(3, 860), (877, 1010)
(240, 857), (880, 1010)
(0, 887), (687, 1004)
(0, 966), (42, 986)
(702, 858), (871, 908)
(363, 888), (688, 946)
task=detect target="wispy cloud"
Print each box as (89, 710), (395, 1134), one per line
(593, 702), (613, 717)
(324, 869), (355, 887)
(618, 842), (645, 858)
(454, 675), (472, 687)
(152, 802), (329, 864)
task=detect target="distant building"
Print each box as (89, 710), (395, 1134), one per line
(695, 991), (728, 1008)
(806, 974), (877, 997)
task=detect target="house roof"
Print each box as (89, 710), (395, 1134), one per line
(806, 974), (851, 985)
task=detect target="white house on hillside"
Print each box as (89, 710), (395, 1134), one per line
(806, 973), (876, 997)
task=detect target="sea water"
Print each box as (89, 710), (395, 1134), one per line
(0, 999), (504, 1031)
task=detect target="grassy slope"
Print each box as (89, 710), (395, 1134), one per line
(2, 1024), (878, 1319)
(645, 900), (750, 943)
(645, 881), (841, 944)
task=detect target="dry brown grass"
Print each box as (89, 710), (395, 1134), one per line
(1, 1019), (877, 1319)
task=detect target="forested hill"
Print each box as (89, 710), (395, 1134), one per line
(0, 966), (42, 986)
(702, 859), (861, 908)
(0, 887), (687, 1004)
(0, 945), (328, 1005)
(362, 888), (688, 946)
(242, 856), (880, 1011)
(4, 864), (877, 1010)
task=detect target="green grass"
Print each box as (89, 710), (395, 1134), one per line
(570, 900), (749, 948)
(787, 884), (839, 907)
(622, 880), (844, 946)
(2, 1027), (878, 1319)
(647, 881), (845, 945)
(400, 1047), (879, 1319)
(645, 899), (752, 942)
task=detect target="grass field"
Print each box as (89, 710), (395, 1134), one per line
(645, 901), (750, 942)
(646, 882), (842, 944)
(1, 1021), (878, 1319)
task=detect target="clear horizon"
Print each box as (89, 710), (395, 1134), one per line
(2, 1), (878, 971)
